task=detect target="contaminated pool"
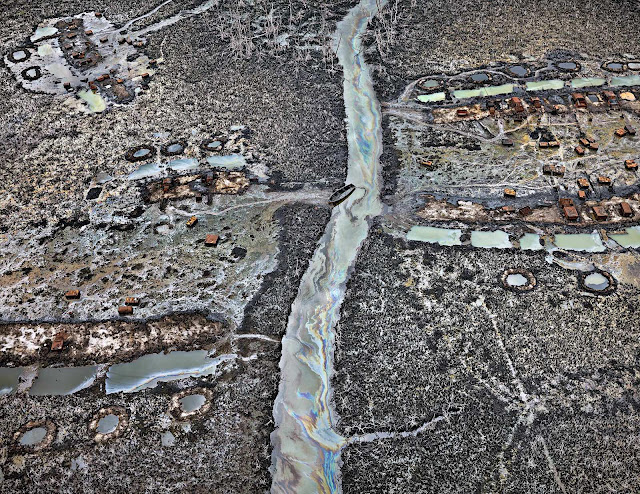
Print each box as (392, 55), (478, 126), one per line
(470, 230), (512, 249)
(520, 233), (543, 250)
(553, 232), (605, 252)
(417, 92), (446, 103)
(453, 84), (514, 99)
(406, 226), (462, 246)
(96, 414), (120, 434)
(180, 394), (207, 412)
(526, 80), (565, 91)
(610, 75), (640, 87)
(584, 272), (610, 291)
(506, 273), (528, 286)
(19, 427), (47, 446)
(571, 78), (606, 89)
(610, 226), (640, 248)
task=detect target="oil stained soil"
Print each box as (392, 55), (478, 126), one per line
(334, 229), (640, 492)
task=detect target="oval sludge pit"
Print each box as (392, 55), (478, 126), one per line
(580, 270), (616, 295)
(9, 48), (31, 63)
(21, 66), (42, 81)
(14, 420), (56, 451)
(19, 427), (47, 446)
(603, 61), (625, 72)
(500, 268), (536, 292)
(96, 414), (119, 434)
(125, 145), (156, 162)
(161, 140), (187, 156)
(557, 61), (579, 72)
(201, 138), (226, 152)
(470, 72), (490, 83)
(179, 394), (206, 413)
(169, 388), (213, 420)
(508, 65), (528, 77)
(89, 407), (128, 443)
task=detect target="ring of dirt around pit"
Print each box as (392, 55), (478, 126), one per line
(168, 387), (214, 420)
(89, 406), (129, 443)
(160, 140), (187, 156)
(500, 268), (536, 292)
(579, 270), (617, 295)
(13, 419), (56, 452)
(200, 137), (227, 153)
(8, 48), (31, 64)
(125, 145), (156, 162)
(21, 66), (42, 81)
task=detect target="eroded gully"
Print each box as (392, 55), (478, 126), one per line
(269, 0), (387, 492)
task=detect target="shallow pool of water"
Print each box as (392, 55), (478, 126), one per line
(106, 350), (234, 393)
(179, 394), (206, 412)
(96, 414), (119, 434)
(417, 92), (446, 103)
(557, 62), (577, 71)
(407, 226), (462, 246)
(584, 272), (610, 291)
(166, 143), (184, 153)
(610, 226), (640, 248)
(526, 80), (565, 91)
(629, 63), (640, 71)
(0, 368), (24, 395)
(128, 162), (163, 180)
(470, 230), (512, 249)
(29, 366), (99, 396)
(31, 26), (58, 43)
(78, 89), (106, 113)
(166, 158), (199, 171)
(604, 62), (624, 71)
(12, 50), (28, 61)
(206, 154), (247, 170)
(571, 78), (606, 89)
(553, 232), (605, 252)
(420, 79), (439, 88)
(19, 427), (47, 446)
(519, 233), (543, 250)
(134, 148), (151, 158)
(509, 65), (528, 77)
(506, 273), (528, 286)
(610, 75), (640, 87)
(453, 84), (514, 99)
(471, 73), (489, 82)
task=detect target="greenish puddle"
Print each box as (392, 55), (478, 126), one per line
(571, 78), (606, 89)
(19, 427), (47, 446)
(407, 226), (462, 246)
(417, 92), (446, 103)
(553, 232), (605, 252)
(419, 80), (439, 88)
(470, 230), (512, 249)
(166, 158), (199, 171)
(584, 272), (610, 290)
(519, 233), (543, 250)
(78, 90), (107, 113)
(453, 84), (514, 99)
(526, 80), (565, 91)
(610, 226), (640, 248)
(610, 75), (640, 87)
(128, 162), (163, 180)
(29, 366), (99, 396)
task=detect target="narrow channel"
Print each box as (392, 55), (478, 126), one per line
(269, 0), (387, 492)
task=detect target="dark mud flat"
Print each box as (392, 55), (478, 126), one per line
(334, 229), (640, 492)
(241, 203), (331, 338)
(0, 346), (279, 494)
(0, 0), (351, 230)
(365, 0), (640, 99)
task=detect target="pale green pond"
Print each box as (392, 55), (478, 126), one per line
(407, 226), (462, 246)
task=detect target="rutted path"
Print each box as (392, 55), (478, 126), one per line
(269, 0), (387, 492)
